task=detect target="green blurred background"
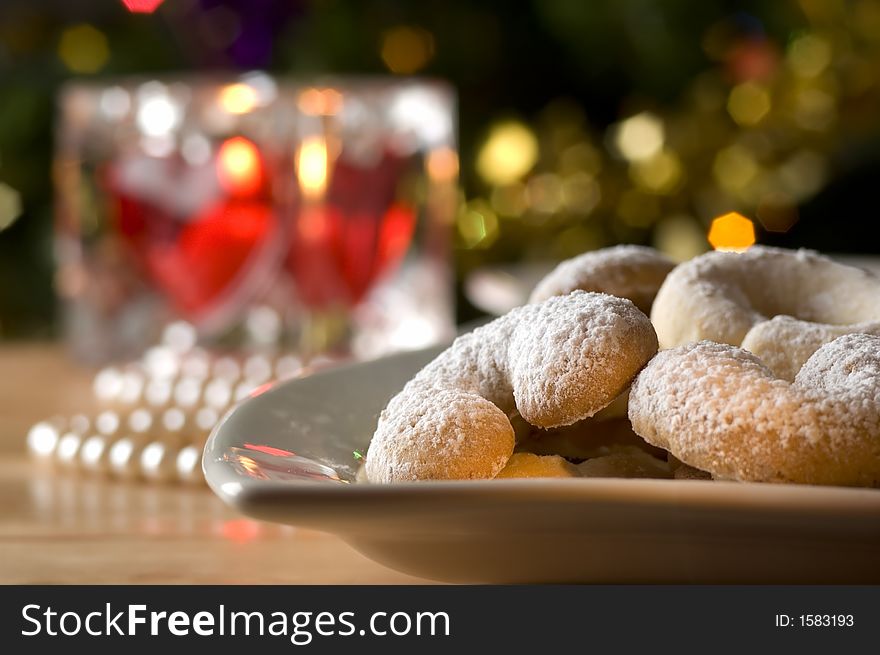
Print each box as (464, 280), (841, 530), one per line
(2, 0), (880, 339)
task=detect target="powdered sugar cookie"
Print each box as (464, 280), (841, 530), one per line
(530, 245), (676, 314)
(628, 334), (880, 487)
(651, 246), (880, 379)
(366, 291), (658, 482)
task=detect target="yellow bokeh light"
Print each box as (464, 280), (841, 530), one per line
(559, 142), (602, 175)
(653, 215), (708, 262)
(713, 144), (759, 193)
(58, 23), (109, 74)
(708, 212), (756, 251)
(727, 82), (771, 126)
(297, 136), (328, 198)
(457, 201), (498, 249)
(0, 182), (23, 232)
(490, 183), (528, 218)
(219, 83), (259, 114)
(630, 149), (683, 194)
(381, 26), (435, 75)
(788, 33), (832, 78)
(476, 121), (539, 186)
(561, 172), (601, 214)
(613, 112), (664, 162)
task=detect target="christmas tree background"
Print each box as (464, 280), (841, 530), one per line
(2, 0), (880, 338)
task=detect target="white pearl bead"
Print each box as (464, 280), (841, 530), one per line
(55, 432), (83, 468)
(27, 421), (61, 459)
(176, 445), (204, 484)
(140, 441), (178, 482)
(79, 434), (110, 472)
(108, 436), (143, 480)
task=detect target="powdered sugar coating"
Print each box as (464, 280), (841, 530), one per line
(628, 334), (880, 487)
(651, 246), (880, 379)
(366, 291), (659, 482)
(529, 245), (676, 314)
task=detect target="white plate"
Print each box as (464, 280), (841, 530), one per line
(204, 346), (880, 583)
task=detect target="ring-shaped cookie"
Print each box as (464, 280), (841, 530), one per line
(628, 334), (880, 487)
(651, 246), (880, 379)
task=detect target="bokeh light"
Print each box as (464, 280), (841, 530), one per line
(381, 25), (435, 74)
(58, 24), (109, 73)
(298, 88), (343, 116)
(727, 82), (771, 126)
(630, 150), (683, 194)
(122, 0), (165, 13)
(653, 215), (709, 261)
(0, 182), (23, 232)
(787, 33), (832, 78)
(476, 121), (539, 186)
(217, 137), (262, 196)
(612, 112), (664, 162)
(136, 87), (181, 137)
(457, 201), (499, 249)
(219, 83), (259, 114)
(708, 212), (756, 251)
(297, 136), (329, 198)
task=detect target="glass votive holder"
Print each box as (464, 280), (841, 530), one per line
(55, 74), (457, 363)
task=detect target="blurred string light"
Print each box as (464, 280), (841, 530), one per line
(217, 137), (262, 196)
(713, 144), (759, 194)
(727, 82), (771, 126)
(454, 9), (879, 271)
(0, 182), (23, 232)
(121, 0), (165, 13)
(629, 150), (683, 194)
(490, 183), (528, 218)
(381, 25), (435, 74)
(560, 172), (601, 214)
(476, 120), (538, 186)
(708, 212), (755, 251)
(457, 201), (498, 249)
(58, 24), (109, 73)
(787, 33), (832, 78)
(526, 173), (563, 215)
(611, 112), (664, 161)
(653, 215), (709, 261)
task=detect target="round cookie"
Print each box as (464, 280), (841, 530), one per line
(529, 245), (676, 314)
(651, 246), (880, 379)
(628, 334), (880, 487)
(366, 291), (659, 482)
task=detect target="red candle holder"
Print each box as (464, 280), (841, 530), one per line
(55, 75), (456, 363)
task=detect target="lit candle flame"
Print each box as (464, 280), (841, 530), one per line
(217, 137), (262, 196)
(296, 136), (328, 198)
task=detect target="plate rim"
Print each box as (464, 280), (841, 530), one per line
(203, 347), (880, 528)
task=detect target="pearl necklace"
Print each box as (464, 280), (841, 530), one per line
(26, 324), (336, 485)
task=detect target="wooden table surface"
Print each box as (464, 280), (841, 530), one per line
(0, 343), (428, 584)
